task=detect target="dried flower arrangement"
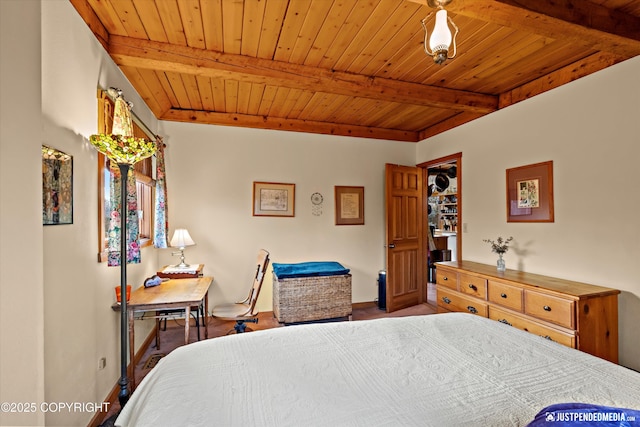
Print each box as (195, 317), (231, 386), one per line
(483, 236), (514, 254)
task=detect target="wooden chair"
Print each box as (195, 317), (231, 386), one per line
(211, 249), (270, 334)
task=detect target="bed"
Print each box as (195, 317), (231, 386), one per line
(115, 313), (640, 427)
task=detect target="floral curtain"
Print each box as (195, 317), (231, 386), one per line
(107, 95), (141, 266)
(107, 163), (140, 266)
(153, 136), (169, 248)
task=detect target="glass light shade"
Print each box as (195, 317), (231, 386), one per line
(170, 229), (195, 248)
(429, 9), (452, 52)
(89, 133), (156, 165)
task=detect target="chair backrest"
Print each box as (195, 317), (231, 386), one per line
(246, 249), (270, 315)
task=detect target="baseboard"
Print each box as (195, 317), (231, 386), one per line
(352, 301), (377, 309)
(86, 324), (157, 427)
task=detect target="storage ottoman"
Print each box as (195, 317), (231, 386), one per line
(272, 262), (352, 324)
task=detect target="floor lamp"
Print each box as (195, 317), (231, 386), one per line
(90, 117), (156, 407)
(115, 162), (131, 406)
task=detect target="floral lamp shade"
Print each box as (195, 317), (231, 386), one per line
(89, 133), (156, 165)
(90, 89), (156, 164)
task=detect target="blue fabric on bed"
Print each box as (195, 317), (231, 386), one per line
(272, 262), (350, 279)
(527, 403), (640, 427)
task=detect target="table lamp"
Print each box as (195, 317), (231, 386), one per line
(170, 228), (195, 268)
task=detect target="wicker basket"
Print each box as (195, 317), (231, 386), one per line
(273, 273), (352, 323)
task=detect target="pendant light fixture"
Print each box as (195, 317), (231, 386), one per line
(421, 0), (459, 65)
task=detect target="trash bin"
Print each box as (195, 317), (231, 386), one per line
(377, 270), (386, 310)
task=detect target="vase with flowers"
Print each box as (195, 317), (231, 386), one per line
(483, 236), (513, 272)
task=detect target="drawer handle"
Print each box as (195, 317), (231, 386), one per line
(442, 296), (451, 304)
(500, 293), (507, 298)
(443, 276), (448, 281)
(498, 319), (512, 326)
(543, 305), (551, 312)
(468, 283), (477, 291)
(467, 306), (478, 314)
(543, 335), (554, 341)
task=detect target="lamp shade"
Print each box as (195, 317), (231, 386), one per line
(89, 89), (156, 165)
(89, 134), (156, 165)
(429, 9), (452, 52)
(170, 229), (195, 248)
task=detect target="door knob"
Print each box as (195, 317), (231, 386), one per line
(388, 243), (396, 249)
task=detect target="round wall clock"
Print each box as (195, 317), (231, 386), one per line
(311, 192), (323, 216)
(311, 192), (323, 205)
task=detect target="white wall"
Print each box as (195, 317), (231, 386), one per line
(0, 1), (159, 426)
(417, 56), (640, 371)
(41, 2), (163, 425)
(156, 122), (416, 310)
(0, 1), (45, 426)
(39, 3), (160, 425)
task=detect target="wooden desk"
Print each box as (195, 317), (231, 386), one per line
(127, 276), (213, 388)
(155, 264), (205, 347)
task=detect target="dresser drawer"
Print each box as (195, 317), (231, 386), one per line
(488, 280), (523, 312)
(490, 306), (575, 348)
(458, 273), (487, 299)
(438, 261), (618, 362)
(436, 269), (458, 290)
(437, 288), (488, 317)
(524, 290), (575, 329)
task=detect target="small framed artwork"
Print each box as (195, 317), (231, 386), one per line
(42, 145), (73, 225)
(335, 186), (364, 225)
(253, 181), (295, 217)
(506, 160), (554, 222)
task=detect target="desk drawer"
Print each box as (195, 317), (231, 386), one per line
(458, 273), (487, 299)
(524, 290), (575, 329)
(490, 306), (575, 348)
(437, 288), (488, 317)
(436, 269), (458, 290)
(488, 280), (523, 312)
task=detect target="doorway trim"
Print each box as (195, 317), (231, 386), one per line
(418, 152), (462, 264)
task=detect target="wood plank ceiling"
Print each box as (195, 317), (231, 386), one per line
(71, 0), (640, 142)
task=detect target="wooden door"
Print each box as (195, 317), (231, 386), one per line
(385, 164), (424, 312)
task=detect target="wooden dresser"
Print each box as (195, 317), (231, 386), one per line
(435, 261), (620, 363)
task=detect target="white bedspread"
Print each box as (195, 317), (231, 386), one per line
(116, 313), (640, 427)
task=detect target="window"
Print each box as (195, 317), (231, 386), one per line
(136, 175), (153, 240)
(97, 90), (155, 262)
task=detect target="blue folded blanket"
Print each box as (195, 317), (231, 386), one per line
(272, 262), (350, 279)
(527, 403), (640, 427)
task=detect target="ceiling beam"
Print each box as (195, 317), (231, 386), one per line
(163, 109), (419, 142)
(418, 112), (486, 140)
(69, 0), (109, 51)
(107, 35), (498, 115)
(499, 51), (622, 108)
(409, 0), (640, 58)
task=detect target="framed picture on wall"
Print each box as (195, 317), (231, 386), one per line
(506, 161), (554, 222)
(253, 181), (295, 217)
(42, 145), (73, 225)
(335, 186), (364, 225)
